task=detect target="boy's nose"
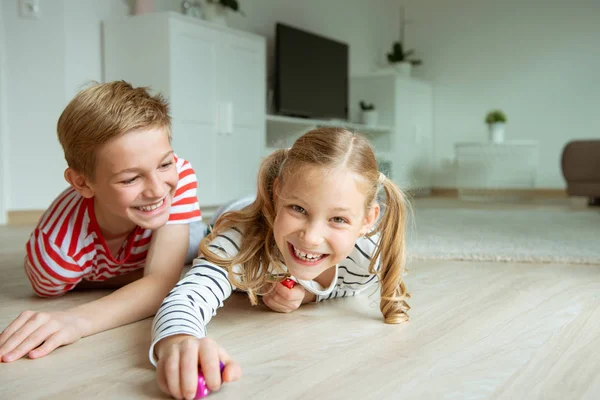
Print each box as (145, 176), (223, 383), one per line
(144, 174), (167, 198)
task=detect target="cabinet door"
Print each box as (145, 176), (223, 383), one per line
(411, 81), (433, 188)
(215, 32), (266, 202)
(395, 78), (432, 190)
(169, 19), (220, 206)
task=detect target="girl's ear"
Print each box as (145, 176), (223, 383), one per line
(64, 168), (95, 198)
(360, 203), (380, 236)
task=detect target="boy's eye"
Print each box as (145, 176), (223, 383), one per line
(331, 216), (348, 224)
(160, 161), (173, 169)
(291, 205), (306, 214)
(121, 176), (139, 185)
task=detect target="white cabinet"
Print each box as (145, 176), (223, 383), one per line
(455, 141), (539, 199)
(350, 73), (433, 191)
(103, 12), (265, 207)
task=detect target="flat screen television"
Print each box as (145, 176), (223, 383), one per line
(274, 23), (348, 120)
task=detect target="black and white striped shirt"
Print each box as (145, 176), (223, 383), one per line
(149, 227), (381, 365)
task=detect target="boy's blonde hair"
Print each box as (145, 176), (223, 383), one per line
(201, 127), (411, 324)
(57, 80), (171, 180)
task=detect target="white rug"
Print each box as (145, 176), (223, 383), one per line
(406, 207), (600, 265)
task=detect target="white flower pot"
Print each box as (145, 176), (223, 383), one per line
(489, 122), (505, 143)
(393, 62), (412, 76)
(361, 110), (379, 126)
(203, 3), (228, 26)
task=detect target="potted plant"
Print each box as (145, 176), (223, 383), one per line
(485, 110), (507, 143)
(203, 0), (244, 26)
(387, 41), (422, 76)
(360, 101), (378, 126)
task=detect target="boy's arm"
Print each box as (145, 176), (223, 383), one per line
(68, 223), (190, 337)
(0, 224), (190, 362)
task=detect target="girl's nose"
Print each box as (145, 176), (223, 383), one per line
(300, 222), (324, 247)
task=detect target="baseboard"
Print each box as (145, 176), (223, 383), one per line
(7, 210), (44, 226)
(430, 187), (568, 198)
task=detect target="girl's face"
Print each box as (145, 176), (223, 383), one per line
(273, 165), (379, 282)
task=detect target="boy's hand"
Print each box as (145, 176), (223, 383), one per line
(155, 335), (241, 400)
(262, 281), (316, 313)
(0, 310), (88, 362)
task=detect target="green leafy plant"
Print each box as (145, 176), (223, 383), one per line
(360, 101), (375, 111)
(207, 0), (244, 15)
(387, 41), (422, 66)
(485, 110), (507, 124)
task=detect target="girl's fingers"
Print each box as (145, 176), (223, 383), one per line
(276, 282), (305, 302)
(28, 331), (66, 359)
(197, 338), (222, 391)
(263, 293), (288, 313)
(164, 349), (183, 399)
(218, 347), (242, 383)
(156, 359), (169, 396)
(179, 340), (200, 400)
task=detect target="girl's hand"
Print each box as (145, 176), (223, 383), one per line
(262, 280), (315, 313)
(155, 335), (241, 400)
(0, 310), (88, 362)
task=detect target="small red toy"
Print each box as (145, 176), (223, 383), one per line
(281, 278), (296, 289)
(196, 361), (225, 399)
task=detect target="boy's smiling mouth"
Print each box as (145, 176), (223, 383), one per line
(134, 198), (166, 212)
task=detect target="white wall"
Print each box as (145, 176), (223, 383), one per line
(402, 0), (600, 188)
(2, 0), (401, 212)
(1, 0), (130, 212)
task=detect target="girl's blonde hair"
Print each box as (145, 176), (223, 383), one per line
(200, 127), (410, 324)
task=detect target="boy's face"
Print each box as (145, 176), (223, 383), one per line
(272, 165), (379, 282)
(86, 126), (178, 235)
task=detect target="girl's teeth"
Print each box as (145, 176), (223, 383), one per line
(137, 199), (163, 212)
(293, 246), (323, 261)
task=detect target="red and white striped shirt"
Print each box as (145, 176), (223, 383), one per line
(24, 155), (202, 297)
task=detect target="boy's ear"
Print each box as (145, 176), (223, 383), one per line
(64, 168), (94, 198)
(360, 203), (380, 236)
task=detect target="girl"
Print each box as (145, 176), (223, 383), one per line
(150, 127), (411, 400)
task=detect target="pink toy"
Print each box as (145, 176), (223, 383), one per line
(196, 361), (225, 399)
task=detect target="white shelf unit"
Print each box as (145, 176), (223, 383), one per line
(349, 74), (433, 191)
(103, 12), (266, 207)
(265, 114), (393, 153)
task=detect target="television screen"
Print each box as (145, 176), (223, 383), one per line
(275, 23), (348, 120)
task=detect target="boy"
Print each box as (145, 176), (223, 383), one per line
(0, 81), (204, 362)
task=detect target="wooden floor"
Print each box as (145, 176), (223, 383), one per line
(1, 199), (599, 399)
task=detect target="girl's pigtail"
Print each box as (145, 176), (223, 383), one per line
(200, 148), (288, 305)
(368, 176), (411, 324)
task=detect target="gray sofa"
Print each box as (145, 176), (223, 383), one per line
(561, 140), (600, 205)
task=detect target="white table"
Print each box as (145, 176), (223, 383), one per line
(454, 141), (539, 199)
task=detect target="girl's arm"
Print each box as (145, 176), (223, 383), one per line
(149, 228), (242, 365)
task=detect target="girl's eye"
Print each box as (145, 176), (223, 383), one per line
(332, 216), (347, 224)
(291, 205), (306, 214)
(160, 161), (173, 169)
(121, 176), (139, 185)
